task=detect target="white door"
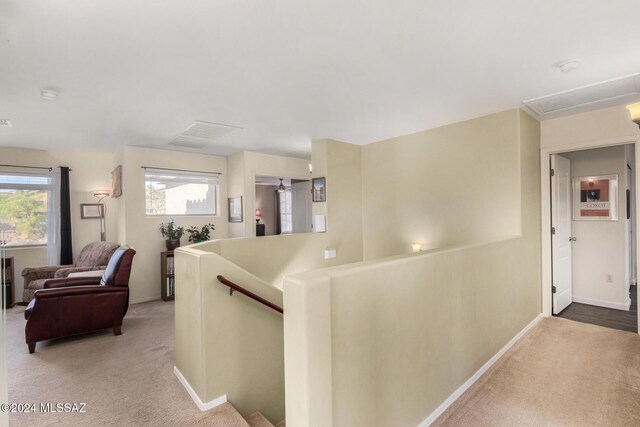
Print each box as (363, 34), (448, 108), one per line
(552, 154), (573, 314)
(292, 181), (312, 233)
(626, 165), (636, 288)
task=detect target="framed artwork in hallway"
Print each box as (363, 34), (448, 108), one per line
(228, 196), (243, 222)
(80, 203), (104, 219)
(111, 165), (122, 198)
(312, 177), (326, 202)
(572, 174), (618, 221)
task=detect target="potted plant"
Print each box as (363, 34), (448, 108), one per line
(159, 220), (184, 251)
(187, 223), (215, 243)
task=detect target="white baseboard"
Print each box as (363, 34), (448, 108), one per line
(174, 366), (227, 411)
(130, 296), (162, 305)
(419, 314), (544, 426)
(572, 296), (630, 311)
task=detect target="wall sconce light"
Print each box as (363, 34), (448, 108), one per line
(626, 103), (640, 128)
(411, 242), (423, 253)
(255, 209), (262, 224)
(308, 163), (313, 174)
(93, 190), (111, 241)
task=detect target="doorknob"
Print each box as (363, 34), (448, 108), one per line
(569, 236), (577, 242)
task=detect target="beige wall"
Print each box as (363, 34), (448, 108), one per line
(361, 110), (521, 259)
(173, 140), (364, 423)
(175, 244), (285, 422)
(227, 152), (246, 238)
(541, 105), (640, 149)
(118, 147), (229, 303)
(204, 140), (364, 289)
(225, 151), (311, 238)
(283, 109), (541, 426)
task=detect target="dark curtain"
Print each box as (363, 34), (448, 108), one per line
(275, 190), (282, 235)
(60, 167), (73, 265)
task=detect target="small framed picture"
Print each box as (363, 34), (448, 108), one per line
(111, 165), (122, 198)
(81, 204), (104, 219)
(228, 196), (243, 222)
(312, 177), (326, 202)
(572, 174), (618, 221)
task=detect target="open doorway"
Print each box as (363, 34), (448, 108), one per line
(254, 176), (312, 236)
(550, 145), (637, 332)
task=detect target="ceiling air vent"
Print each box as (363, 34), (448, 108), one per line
(523, 74), (640, 120)
(168, 120), (241, 149)
(0, 119), (12, 127)
(168, 138), (206, 149)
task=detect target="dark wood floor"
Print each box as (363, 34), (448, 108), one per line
(556, 286), (638, 333)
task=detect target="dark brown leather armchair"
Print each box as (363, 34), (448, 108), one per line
(24, 246), (136, 354)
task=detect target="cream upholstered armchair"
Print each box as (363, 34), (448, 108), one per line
(21, 241), (119, 303)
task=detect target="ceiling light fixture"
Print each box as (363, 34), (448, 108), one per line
(626, 103), (640, 128)
(554, 59), (580, 73)
(40, 89), (58, 100)
(277, 178), (286, 193)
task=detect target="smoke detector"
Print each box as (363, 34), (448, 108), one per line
(0, 119), (12, 127)
(554, 60), (581, 73)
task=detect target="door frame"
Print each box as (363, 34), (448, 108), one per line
(540, 136), (640, 334)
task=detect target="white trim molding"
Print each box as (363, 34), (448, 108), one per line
(130, 296), (162, 305)
(419, 314), (544, 426)
(174, 366), (227, 411)
(572, 296), (630, 311)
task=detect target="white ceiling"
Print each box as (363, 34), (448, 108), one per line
(1, 1), (640, 158)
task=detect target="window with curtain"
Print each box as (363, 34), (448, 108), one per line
(0, 172), (52, 247)
(144, 169), (218, 215)
(279, 189), (292, 234)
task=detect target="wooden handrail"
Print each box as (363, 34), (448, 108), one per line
(217, 275), (283, 314)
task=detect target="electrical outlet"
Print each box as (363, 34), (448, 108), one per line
(606, 274), (613, 283)
(324, 249), (336, 259)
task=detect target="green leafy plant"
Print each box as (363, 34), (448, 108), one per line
(159, 220), (184, 240)
(187, 223), (215, 243)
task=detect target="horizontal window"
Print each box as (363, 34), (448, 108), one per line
(0, 171), (51, 247)
(0, 174), (50, 187)
(144, 169), (218, 216)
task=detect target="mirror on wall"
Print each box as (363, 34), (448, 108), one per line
(255, 176), (312, 236)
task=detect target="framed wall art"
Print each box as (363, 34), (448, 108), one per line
(572, 174), (618, 221)
(228, 196), (243, 222)
(111, 165), (122, 198)
(80, 203), (104, 219)
(312, 177), (326, 202)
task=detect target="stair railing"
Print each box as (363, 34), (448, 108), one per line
(216, 275), (284, 314)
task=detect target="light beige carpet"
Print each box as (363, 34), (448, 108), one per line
(5, 301), (250, 426)
(434, 317), (640, 426)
